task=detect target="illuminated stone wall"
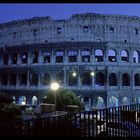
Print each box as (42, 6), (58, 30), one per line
(0, 13), (140, 109)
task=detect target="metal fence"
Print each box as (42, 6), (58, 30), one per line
(0, 104), (140, 137)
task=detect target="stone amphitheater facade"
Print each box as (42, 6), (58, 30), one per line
(0, 13), (140, 109)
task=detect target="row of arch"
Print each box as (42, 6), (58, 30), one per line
(1, 49), (140, 65)
(13, 95), (140, 109)
(1, 71), (140, 87)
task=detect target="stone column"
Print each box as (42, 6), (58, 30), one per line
(27, 70), (30, 88)
(8, 53), (11, 65)
(28, 51), (31, 65)
(51, 50), (55, 65)
(38, 73), (41, 88)
(16, 71), (19, 88)
(78, 48), (81, 64)
(63, 68), (67, 88)
(17, 52), (20, 65)
(78, 72), (81, 90)
(38, 50), (42, 64)
(118, 71), (122, 90)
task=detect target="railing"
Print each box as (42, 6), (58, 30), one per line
(0, 104), (140, 137)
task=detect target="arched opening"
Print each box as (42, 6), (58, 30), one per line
(21, 51), (28, 64)
(108, 49), (116, 62)
(121, 50), (129, 62)
(138, 97), (140, 103)
(81, 72), (92, 86)
(11, 53), (18, 64)
(42, 73), (50, 86)
(56, 72), (64, 85)
(12, 96), (16, 104)
(122, 73), (130, 86)
(19, 96), (26, 105)
(32, 96), (38, 105)
(43, 51), (51, 63)
(109, 96), (119, 107)
(109, 73), (117, 86)
(135, 73), (140, 86)
(84, 97), (91, 111)
(3, 53), (9, 65)
(68, 71), (77, 86)
(55, 50), (64, 63)
(133, 50), (140, 63)
(68, 50), (77, 62)
(122, 96), (130, 105)
(81, 49), (90, 62)
(95, 72), (105, 86)
(95, 49), (103, 62)
(1, 73), (8, 85)
(9, 73), (17, 86)
(96, 96), (105, 108)
(30, 73), (38, 86)
(20, 71), (27, 86)
(31, 50), (39, 64)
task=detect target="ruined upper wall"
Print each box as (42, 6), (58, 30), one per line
(0, 13), (140, 47)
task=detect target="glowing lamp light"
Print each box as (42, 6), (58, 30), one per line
(21, 101), (26, 105)
(91, 72), (94, 76)
(50, 82), (60, 91)
(72, 72), (77, 77)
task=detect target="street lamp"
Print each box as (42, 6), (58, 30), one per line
(50, 82), (60, 114)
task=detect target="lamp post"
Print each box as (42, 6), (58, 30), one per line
(50, 82), (60, 114)
(90, 71), (94, 110)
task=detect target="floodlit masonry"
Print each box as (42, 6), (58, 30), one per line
(0, 13), (140, 109)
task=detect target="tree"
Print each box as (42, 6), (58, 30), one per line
(0, 93), (21, 122)
(42, 88), (84, 111)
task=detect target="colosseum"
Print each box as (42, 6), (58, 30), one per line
(0, 12), (140, 110)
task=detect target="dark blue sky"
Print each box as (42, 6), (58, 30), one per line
(0, 4), (140, 23)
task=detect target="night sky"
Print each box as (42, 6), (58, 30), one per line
(0, 4), (140, 24)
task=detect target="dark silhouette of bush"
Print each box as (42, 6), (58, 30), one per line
(42, 88), (84, 111)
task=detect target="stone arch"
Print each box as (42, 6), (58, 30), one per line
(31, 50), (39, 64)
(19, 71), (27, 86)
(122, 73), (130, 86)
(109, 73), (117, 86)
(134, 73), (140, 86)
(19, 96), (26, 105)
(109, 96), (119, 107)
(55, 50), (64, 63)
(95, 72), (105, 86)
(122, 96), (130, 105)
(56, 72), (64, 84)
(1, 73), (8, 85)
(68, 71), (77, 86)
(68, 50), (77, 62)
(96, 96), (105, 108)
(138, 97), (140, 103)
(133, 50), (140, 63)
(81, 72), (92, 86)
(11, 52), (18, 64)
(32, 96), (38, 105)
(9, 72), (17, 86)
(108, 49), (117, 62)
(81, 48), (90, 62)
(95, 49), (104, 62)
(121, 49), (129, 62)
(42, 73), (51, 86)
(21, 51), (28, 64)
(84, 97), (91, 111)
(30, 72), (38, 86)
(12, 96), (16, 104)
(42, 50), (51, 63)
